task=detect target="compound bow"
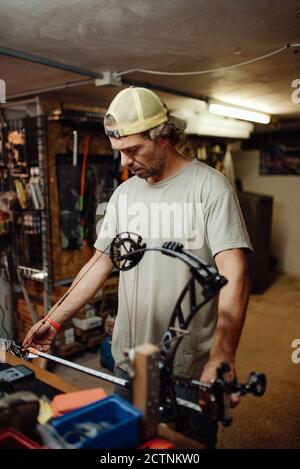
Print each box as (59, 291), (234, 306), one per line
(110, 232), (266, 426)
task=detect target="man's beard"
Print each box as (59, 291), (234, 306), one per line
(129, 148), (165, 179)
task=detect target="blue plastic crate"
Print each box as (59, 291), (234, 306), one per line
(51, 395), (142, 449)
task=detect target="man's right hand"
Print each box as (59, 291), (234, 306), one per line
(22, 319), (58, 352)
(21, 251), (113, 352)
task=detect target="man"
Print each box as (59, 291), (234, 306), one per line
(24, 87), (252, 447)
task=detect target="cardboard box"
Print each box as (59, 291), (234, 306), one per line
(56, 323), (76, 346)
(74, 326), (102, 338)
(74, 304), (98, 320)
(72, 316), (102, 331)
(75, 328), (106, 348)
(55, 341), (85, 357)
(85, 333), (106, 348)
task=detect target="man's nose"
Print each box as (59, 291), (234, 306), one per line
(120, 152), (134, 167)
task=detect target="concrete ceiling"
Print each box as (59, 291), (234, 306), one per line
(0, 0), (300, 117)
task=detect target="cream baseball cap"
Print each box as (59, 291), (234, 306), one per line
(104, 86), (186, 138)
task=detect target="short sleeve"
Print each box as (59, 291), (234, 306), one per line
(94, 192), (118, 253)
(205, 190), (253, 257)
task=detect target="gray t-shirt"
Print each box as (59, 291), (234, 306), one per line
(94, 159), (252, 377)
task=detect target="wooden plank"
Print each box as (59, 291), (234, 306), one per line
(132, 343), (160, 441)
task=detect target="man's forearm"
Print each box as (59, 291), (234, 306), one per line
(209, 271), (250, 361)
(47, 251), (113, 325)
(200, 250), (250, 405)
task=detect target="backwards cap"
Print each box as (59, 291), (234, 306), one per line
(104, 87), (186, 138)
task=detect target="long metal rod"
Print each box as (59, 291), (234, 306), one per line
(0, 47), (103, 79)
(28, 348), (129, 388)
(4, 75), (210, 106)
(5, 79), (95, 102)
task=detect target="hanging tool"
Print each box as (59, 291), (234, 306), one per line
(27, 172), (39, 210)
(31, 167), (44, 210)
(72, 130), (78, 167)
(15, 179), (27, 209)
(79, 134), (92, 258)
(28, 167), (44, 210)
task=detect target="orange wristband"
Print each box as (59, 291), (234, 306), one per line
(46, 316), (61, 331)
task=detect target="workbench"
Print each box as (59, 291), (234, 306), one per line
(2, 352), (204, 449)
(4, 352), (80, 394)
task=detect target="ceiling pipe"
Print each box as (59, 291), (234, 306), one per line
(122, 77), (208, 103)
(4, 78), (95, 101)
(0, 46), (103, 79)
(0, 97), (40, 108)
(4, 76), (209, 105)
(1, 96), (41, 116)
(0, 47), (210, 104)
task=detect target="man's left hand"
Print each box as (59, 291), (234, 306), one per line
(198, 357), (241, 412)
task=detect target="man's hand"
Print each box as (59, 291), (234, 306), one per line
(199, 357), (241, 413)
(21, 250), (113, 353)
(22, 319), (58, 352)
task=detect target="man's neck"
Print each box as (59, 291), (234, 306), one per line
(148, 149), (192, 184)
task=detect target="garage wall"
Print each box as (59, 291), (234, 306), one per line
(232, 150), (300, 276)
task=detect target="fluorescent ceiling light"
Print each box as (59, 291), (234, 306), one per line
(194, 123), (252, 139)
(209, 103), (271, 124)
(192, 120), (253, 139)
(173, 108), (254, 139)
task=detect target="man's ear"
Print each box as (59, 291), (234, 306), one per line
(157, 136), (169, 148)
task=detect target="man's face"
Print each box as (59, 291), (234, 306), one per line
(109, 133), (166, 179)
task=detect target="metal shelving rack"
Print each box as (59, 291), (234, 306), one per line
(4, 115), (53, 326)
(37, 114), (52, 313)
